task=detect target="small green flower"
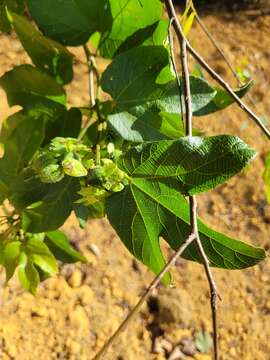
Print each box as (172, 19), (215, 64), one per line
(62, 154), (88, 177)
(39, 164), (64, 183)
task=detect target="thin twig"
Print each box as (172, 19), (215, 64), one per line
(193, 8), (258, 108)
(92, 233), (197, 360)
(78, 45), (101, 142)
(83, 44), (97, 108)
(194, 10), (239, 82)
(167, 20), (184, 126)
(166, 1), (270, 140)
(189, 197), (219, 360)
(165, 1), (219, 359)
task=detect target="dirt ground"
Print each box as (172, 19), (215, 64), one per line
(0, 5), (270, 360)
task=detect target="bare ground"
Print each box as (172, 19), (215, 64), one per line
(0, 7), (270, 360)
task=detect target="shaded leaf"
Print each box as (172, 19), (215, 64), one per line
(194, 81), (253, 116)
(0, 0), (24, 32)
(8, 11), (73, 84)
(0, 111), (46, 177)
(45, 230), (87, 263)
(74, 202), (105, 228)
(0, 65), (66, 110)
(44, 108), (82, 144)
(0, 110), (47, 205)
(22, 177), (80, 233)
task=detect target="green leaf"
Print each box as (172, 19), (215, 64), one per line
(0, 0), (24, 32)
(99, 0), (163, 58)
(115, 19), (169, 56)
(194, 81), (253, 116)
(0, 111), (46, 177)
(0, 111), (47, 205)
(45, 230), (87, 263)
(263, 151), (270, 203)
(62, 155), (88, 177)
(106, 136), (264, 281)
(118, 136), (255, 195)
(24, 237), (58, 275)
(9, 175), (50, 211)
(18, 253), (40, 295)
(22, 177), (80, 233)
(3, 241), (21, 281)
(8, 11), (73, 84)
(195, 331), (213, 353)
(26, 0), (111, 46)
(44, 108), (82, 144)
(74, 202), (105, 228)
(102, 46), (216, 142)
(0, 65), (66, 110)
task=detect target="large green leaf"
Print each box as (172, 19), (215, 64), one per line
(22, 177), (80, 233)
(118, 136), (255, 195)
(194, 81), (253, 116)
(106, 136), (264, 280)
(26, 0), (111, 46)
(99, 0), (163, 58)
(102, 46), (216, 142)
(0, 0), (24, 32)
(45, 231), (87, 263)
(0, 65), (66, 110)
(8, 11), (73, 84)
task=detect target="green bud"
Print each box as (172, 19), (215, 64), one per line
(62, 155), (88, 177)
(38, 164), (64, 183)
(77, 186), (108, 206)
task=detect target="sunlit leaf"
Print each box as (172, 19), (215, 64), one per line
(26, 0), (111, 46)
(102, 46), (216, 142)
(107, 136), (264, 281)
(99, 0), (163, 58)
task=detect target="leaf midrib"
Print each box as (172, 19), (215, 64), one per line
(132, 179), (263, 259)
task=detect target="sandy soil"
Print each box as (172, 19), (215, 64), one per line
(0, 6), (270, 360)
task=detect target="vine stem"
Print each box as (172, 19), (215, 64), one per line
(165, 1), (220, 359)
(80, 45), (101, 165)
(83, 44), (98, 108)
(167, 1), (270, 140)
(78, 45), (101, 142)
(92, 233), (197, 360)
